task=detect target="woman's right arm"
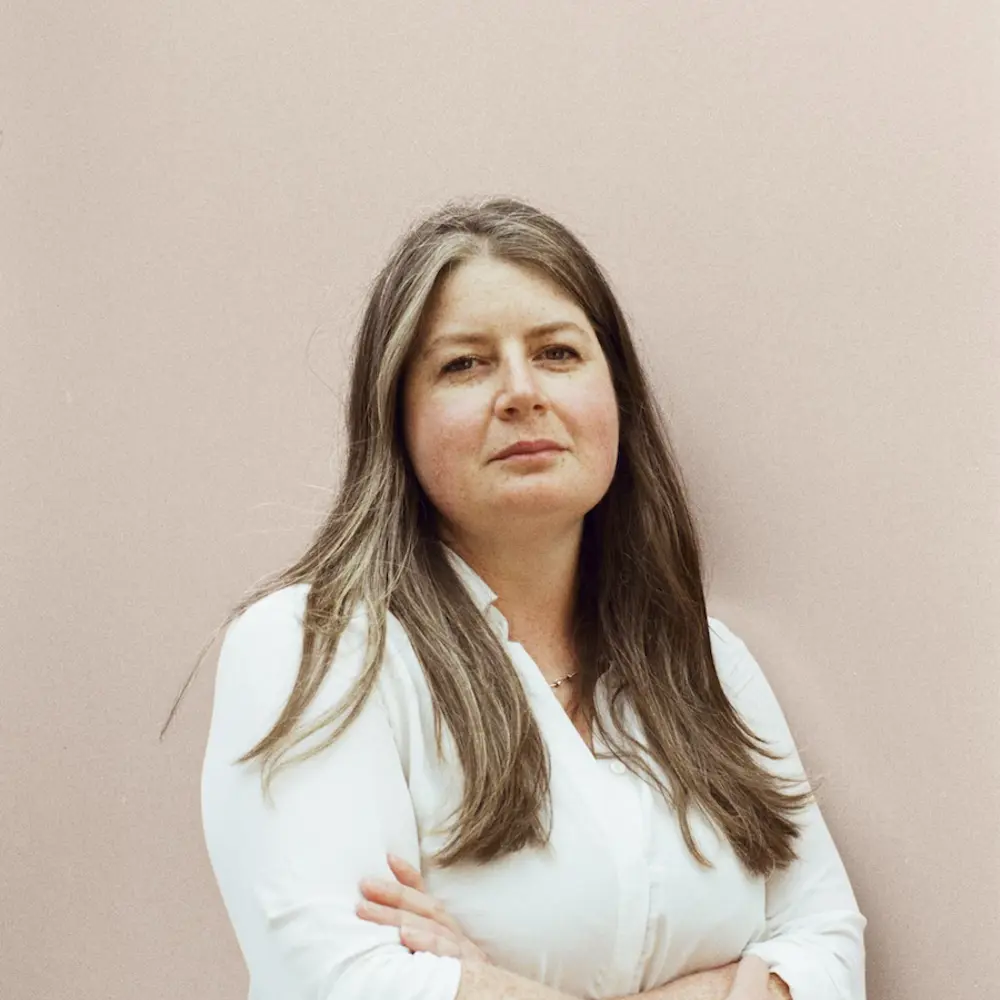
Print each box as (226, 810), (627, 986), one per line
(457, 961), (582, 999)
(200, 586), (577, 1000)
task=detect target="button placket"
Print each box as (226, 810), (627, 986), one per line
(509, 641), (642, 991)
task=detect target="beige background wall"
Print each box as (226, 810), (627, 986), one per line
(2, 3), (997, 998)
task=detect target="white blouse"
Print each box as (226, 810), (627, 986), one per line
(201, 543), (866, 1000)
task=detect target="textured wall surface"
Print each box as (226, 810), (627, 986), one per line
(2, 3), (997, 998)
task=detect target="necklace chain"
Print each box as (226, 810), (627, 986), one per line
(549, 671), (578, 689)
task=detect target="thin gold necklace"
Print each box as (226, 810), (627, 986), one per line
(549, 671), (577, 689)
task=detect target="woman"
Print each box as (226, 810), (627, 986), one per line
(179, 197), (866, 999)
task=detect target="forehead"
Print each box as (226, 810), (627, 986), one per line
(417, 257), (592, 354)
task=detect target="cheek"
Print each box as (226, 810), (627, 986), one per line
(407, 397), (480, 481)
(577, 383), (620, 466)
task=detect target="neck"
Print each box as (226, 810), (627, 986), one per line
(440, 522), (582, 650)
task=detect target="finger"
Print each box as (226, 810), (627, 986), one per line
(360, 879), (463, 937)
(357, 901), (460, 944)
(358, 899), (490, 965)
(356, 899), (457, 939)
(400, 924), (462, 959)
(387, 853), (425, 891)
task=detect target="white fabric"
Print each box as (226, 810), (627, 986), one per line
(201, 542), (866, 999)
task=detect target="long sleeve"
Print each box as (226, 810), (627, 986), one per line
(718, 623), (867, 1000)
(200, 585), (463, 1000)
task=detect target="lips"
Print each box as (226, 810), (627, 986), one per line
(492, 439), (565, 461)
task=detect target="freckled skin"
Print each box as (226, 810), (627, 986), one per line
(400, 257), (620, 543)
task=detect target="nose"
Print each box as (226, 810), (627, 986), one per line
(494, 353), (549, 414)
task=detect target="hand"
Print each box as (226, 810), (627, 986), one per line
(357, 852), (493, 965)
(726, 955), (791, 999)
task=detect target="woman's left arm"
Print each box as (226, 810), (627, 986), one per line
(609, 956), (789, 999)
(718, 623), (867, 1000)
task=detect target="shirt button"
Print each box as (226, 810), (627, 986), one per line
(610, 761), (626, 775)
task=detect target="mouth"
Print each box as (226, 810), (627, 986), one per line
(496, 448), (563, 462)
(491, 440), (566, 461)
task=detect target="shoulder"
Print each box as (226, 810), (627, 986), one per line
(215, 584), (391, 724)
(707, 615), (758, 698)
(222, 583), (386, 660)
(218, 584), (428, 702)
(223, 582), (312, 657)
(707, 615), (749, 653)
(225, 582), (425, 665)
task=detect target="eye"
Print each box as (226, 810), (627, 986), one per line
(542, 345), (580, 362)
(440, 355), (478, 375)
(440, 345), (580, 376)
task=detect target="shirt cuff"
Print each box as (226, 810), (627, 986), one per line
(335, 949), (465, 1000)
(742, 940), (842, 1000)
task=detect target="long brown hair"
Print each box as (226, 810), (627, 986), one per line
(162, 195), (814, 877)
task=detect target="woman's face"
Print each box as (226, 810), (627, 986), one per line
(401, 256), (620, 542)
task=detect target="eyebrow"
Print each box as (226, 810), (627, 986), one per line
(420, 321), (588, 361)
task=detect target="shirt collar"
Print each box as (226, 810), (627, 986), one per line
(439, 541), (499, 614)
